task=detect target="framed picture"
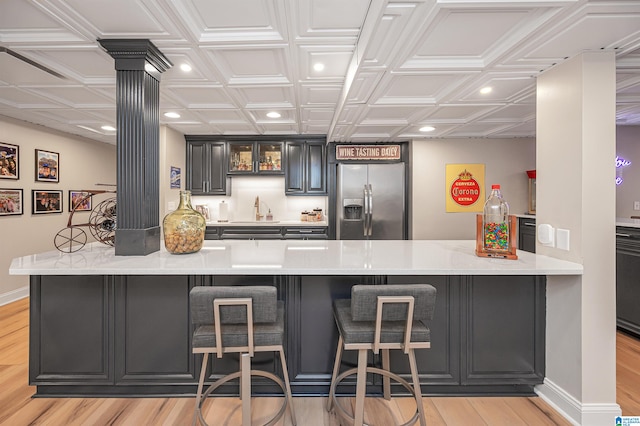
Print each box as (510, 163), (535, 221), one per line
(196, 204), (210, 221)
(32, 190), (63, 214)
(0, 188), (23, 216)
(170, 166), (181, 189)
(0, 142), (19, 180)
(69, 190), (92, 212)
(35, 149), (59, 183)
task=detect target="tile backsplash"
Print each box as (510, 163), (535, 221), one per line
(188, 176), (327, 222)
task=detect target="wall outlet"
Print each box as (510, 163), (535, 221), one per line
(634, 201), (640, 211)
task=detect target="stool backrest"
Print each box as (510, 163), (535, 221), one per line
(351, 284), (436, 322)
(190, 286), (277, 325)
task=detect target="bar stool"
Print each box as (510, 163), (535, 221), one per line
(326, 284), (437, 426)
(190, 286), (296, 426)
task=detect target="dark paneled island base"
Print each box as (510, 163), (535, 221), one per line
(30, 273), (545, 397)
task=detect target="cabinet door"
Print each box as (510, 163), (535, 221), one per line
(30, 275), (113, 385)
(518, 218), (536, 253)
(115, 275), (196, 384)
(306, 142), (326, 194)
(186, 141), (226, 195)
(257, 142), (283, 174)
(285, 142), (305, 194)
(228, 142), (255, 173)
(207, 142), (226, 194)
(186, 142), (208, 195)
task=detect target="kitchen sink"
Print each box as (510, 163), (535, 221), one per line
(229, 220), (280, 224)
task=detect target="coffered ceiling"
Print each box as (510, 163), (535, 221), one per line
(1, 0), (639, 145)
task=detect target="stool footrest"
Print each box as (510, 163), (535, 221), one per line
(197, 370), (288, 426)
(329, 367), (421, 426)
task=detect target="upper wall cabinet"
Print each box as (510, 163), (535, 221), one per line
(228, 142), (283, 175)
(285, 140), (326, 195)
(185, 140), (228, 195)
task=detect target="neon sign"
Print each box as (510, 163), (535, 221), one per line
(616, 156), (631, 185)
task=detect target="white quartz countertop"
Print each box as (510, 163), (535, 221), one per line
(10, 240), (583, 276)
(616, 218), (640, 229)
(207, 220), (327, 227)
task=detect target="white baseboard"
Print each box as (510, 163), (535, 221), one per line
(0, 286), (29, 306)
(536, 378), (621, 426)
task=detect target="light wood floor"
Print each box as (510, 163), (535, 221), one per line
(1, 297), (638, 425)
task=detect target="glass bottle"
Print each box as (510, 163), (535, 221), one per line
(163, 190), (206, 254)
(482, 184), (510, 253)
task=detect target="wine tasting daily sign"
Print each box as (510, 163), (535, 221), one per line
(446, 164), (485, 213)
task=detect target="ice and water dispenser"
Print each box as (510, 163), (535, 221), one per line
(343, 199), (363, 220)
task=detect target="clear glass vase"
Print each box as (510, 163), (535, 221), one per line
(163, 190), (206, 254)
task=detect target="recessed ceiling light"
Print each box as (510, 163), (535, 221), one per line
(266, 112), (281, 118)
(313, 63), (325, 72)
(180, 63), (192, 72)
(164, 112), (181, 118)
(101, 125), (116, 131)
(419, 126), (435, 132)
(480, 86), (492, 94)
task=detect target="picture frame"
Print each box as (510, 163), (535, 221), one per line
(32, 190), (63, 214)
(35, 149), (59, 183)
(170, 166), (181, 189)
(0, 188), (23, 216)
(0, 142), (19, 180)
(69, 190), (92, 212)
(196, 205), (210, 221)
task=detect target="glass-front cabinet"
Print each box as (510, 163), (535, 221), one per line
(228, 141), (283, 175)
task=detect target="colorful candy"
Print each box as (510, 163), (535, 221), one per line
(484, 222), (509, 251)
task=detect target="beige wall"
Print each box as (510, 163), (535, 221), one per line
(536, 51), (619, 423)
(160, 125), (186, 219)
(0, 116), (116, 303)
(411, 137), (536, 240)
(616, 125), (640, 218)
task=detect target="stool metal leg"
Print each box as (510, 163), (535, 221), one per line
(382, 348), (391, 401)
(353, 349), (368, 426)
(193, 352), (209, 426)
(278, 349), (297, 425)
(407, 349), (426, 426)
(240, 353), (252, 426)
(326, 334), (344, 412)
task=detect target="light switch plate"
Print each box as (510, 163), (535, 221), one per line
(557, 229), (570, 251)
(634, 201), (640, 211)
(538, 224), (555, 246)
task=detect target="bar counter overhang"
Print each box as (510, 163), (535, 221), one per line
(10, 240), (582, 397)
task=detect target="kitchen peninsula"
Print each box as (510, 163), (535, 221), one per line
(11, 240), (582, 397)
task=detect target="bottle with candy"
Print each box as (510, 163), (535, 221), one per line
(482, 184), (510, 253)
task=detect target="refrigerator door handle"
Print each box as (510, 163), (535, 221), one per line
(367, 184), (373, 237)
(363, 185), (368, 237)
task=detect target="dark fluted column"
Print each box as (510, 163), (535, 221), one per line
(98, 39), (172, 255)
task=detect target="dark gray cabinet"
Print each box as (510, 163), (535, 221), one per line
(186, 140), (227, 195)
(285, 140), (326, 195)
(518, 217), (536, 253)
(616, 226), (640, 336)
(29, 273), (545, 396)
(30, 275), (198, 395)
(228, 141), (284, 175)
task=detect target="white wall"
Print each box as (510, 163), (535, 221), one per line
(192, 176), (327, 223)
(0, 116), (116, 304)
(411, 137), (535, 240)
(536, 51), (619, 424)
(616, 125), (640, 218)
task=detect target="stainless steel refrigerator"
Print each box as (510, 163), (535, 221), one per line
(337, 163), (406, 240)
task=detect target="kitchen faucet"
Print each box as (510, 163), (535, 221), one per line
(254, 196), (263, 221)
